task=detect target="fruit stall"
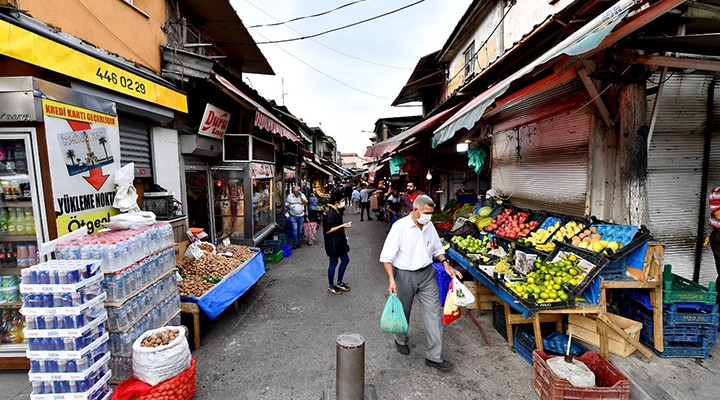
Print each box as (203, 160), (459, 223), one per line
(178, 243), (265, 350)
(438, 203), (709, 363)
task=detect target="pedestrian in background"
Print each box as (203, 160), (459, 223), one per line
(380, 195), (462, 372)
(709, 184), (720, 305)
(360, 184), (373, 221)
(352, 186), (361, 214)
(344, 183), (353, 209)
(323, 189), (352, 295)
(400, 180), (424, 217)
(308, 191), (320, 223)
(286, 186), (308, 249)
(385, 187), (401, 226)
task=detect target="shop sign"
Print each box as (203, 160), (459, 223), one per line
(42, 99), (122, 236)
(198, 104), (231, 139)
(0, 19), (187, 113)
(251, 163), (274, 179)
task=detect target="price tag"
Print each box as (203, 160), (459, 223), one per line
(186, 229), (197, 243)
(190, 246), (204, 259)
(222, 238), (231, 246)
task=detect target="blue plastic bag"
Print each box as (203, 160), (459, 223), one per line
(380, 294), (409, 334)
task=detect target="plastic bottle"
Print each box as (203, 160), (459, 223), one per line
(6, 208), (15, 235)
(23, 209), (34, 234)
(13, 208), (23, 234)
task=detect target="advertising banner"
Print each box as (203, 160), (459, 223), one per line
(42, 99), (121, 235)
(198, 104), (230, 139)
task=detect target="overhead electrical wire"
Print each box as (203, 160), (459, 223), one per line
(251, 30), (391, 100)
(252, 0), (426, 44)
(241, 0), (411, 70)
(247, 0), (368, 28)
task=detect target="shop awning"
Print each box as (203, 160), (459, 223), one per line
(214, 73), (301, 142)
(432, 0), (636, 148)
(0, 13), (187, 112)
(364, 101), (467, 158)
(305, 157), (335, 178)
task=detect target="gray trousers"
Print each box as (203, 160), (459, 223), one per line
(393, 266), (444, 362)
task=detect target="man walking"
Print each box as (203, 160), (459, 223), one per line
(351, 186), (361, 214)
(380, 195), (462, 372)
(344, 183), (353, 208)
(360, 184), (373, 221)
(286, 186), (308, 249)
(400, 180), (424, 217)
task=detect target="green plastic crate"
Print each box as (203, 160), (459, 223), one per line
(663, 265), (717, 304)
(266, 249), (284, 264)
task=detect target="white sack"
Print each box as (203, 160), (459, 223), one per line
(547, 356), (596, 387)
(103, 211), (156, 230)
(113, 163), (141, 213)
(132, 326), (191, 386)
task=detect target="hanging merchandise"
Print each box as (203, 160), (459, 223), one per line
(468, 146), (487, 174)
(389, 155), (406, 176)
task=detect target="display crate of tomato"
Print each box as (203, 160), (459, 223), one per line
(484, 207), (542, 239)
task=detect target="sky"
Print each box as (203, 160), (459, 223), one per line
(230, 0), (472, 156)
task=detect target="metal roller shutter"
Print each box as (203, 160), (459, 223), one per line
(698, 78), (720, 285)
(119, 118), (153, 177)
(491, 111), (592, 216)
(646, 73), (713, 280)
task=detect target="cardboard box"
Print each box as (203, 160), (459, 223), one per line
(175, 240), (190, 265)
(568, 313), (642, 358)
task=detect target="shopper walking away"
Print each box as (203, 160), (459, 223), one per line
(344, 184), (353, 208)
(400, 181), (424, 217)
(352, 187), (361, 214)
(323, 189), (352, 295)
(360, 184), (373, 221)
(286, 186), (308, 249)
(379, 195), (462, 372)
(385, 188), (401, 226)
(709, 185), (720, 305)
(308, 192), (320, 223)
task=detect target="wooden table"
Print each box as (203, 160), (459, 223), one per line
(502, 279), (663, 359)
(182, 299), (242, 350)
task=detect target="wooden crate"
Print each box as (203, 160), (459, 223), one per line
(175, 240), (190, 265)
(464, 280), (498, 311)
(568, 313), (642, 358)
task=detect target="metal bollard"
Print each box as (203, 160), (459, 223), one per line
(336, 333), (365, 400)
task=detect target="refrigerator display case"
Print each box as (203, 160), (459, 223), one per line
(0, 131), (48, 364)
(211, 162), (275, 245)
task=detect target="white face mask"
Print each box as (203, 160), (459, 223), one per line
(338, 201), (345, 209)
(417, 213), (432, 225)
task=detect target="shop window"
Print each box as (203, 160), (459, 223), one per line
(463, 41), (476, 82)
(252, 178), (272, 236)
(223, 134), (250, 162)
(252, 137), (275, 162)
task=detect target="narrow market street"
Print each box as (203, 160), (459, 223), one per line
(191, 213), (537, 400)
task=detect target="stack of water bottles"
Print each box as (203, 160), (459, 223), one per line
(55, 222), (181, 383)
(19, 260), (112, 399)
(54, 223), (174, 273)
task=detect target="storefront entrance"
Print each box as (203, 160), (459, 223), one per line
(185, 169), (212, 235)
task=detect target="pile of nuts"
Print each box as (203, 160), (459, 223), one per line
(140, 329), (180, 348)
(178, 276), (216, 298)
(217, 245), (256, 261)
(180, 253), (240, 278)
(197, 243), (215, 253)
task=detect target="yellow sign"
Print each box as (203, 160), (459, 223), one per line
(0, 19), (187, 113)
(56, 207), (120, 236)
(42, 99), (118, 126)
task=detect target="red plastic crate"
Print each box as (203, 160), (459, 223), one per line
(533, 350), (631, 400)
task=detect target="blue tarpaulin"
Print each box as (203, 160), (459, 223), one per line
(185, 252), (266, 320)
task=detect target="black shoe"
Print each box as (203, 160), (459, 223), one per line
(395, 342), (410, 356)
(368, 218), (374, 221)
(337, 282), (351, 292)
(292, 244), (299, 249)
(328, 286), (343, 295)
(425, 359), (454, 372)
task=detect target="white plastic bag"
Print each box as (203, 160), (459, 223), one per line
(103, 211), (157, 230)
(113, 163), (141, 213)
(132, 326), (191, 386)
(453, 277), (476, 307)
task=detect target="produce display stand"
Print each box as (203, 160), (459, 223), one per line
(180, 251), (265, 350)
(447, 245), (663, 359)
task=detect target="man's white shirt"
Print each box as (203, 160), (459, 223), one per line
(380, 214), (444, 271)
